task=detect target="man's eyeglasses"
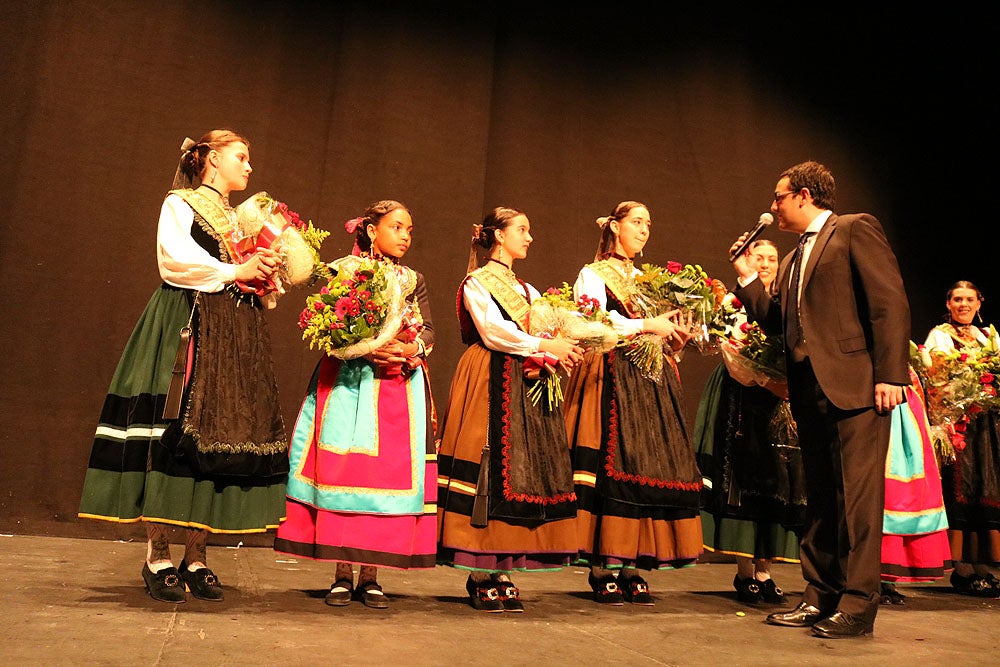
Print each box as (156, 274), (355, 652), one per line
(773, 190), (799, 203)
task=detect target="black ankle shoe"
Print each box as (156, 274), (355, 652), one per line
(951, 571), (1000, 598)
(760, 578), (787, 605)
(621, 574), (654, 605)
(142, 563), (186, 603)
(588, 571), (624, 605)
(491, 574), (524, 612)
(880, 582), (906, 605)
(733, 575), (762, 604)
(466, 575), (504, 612)
(178, 561), (223, 601)
(354, 580), (389, 609)
(325, 579), (354, 606)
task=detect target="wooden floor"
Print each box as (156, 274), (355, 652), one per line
(2, 533), (997, 666)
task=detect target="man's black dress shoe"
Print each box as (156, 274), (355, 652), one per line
(765, 602), (826, 627)
(811, 611), (874, 638)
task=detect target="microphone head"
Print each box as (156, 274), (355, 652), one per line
(759, 212), (774, 226)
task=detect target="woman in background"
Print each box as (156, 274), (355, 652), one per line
(922, 280), (1000, 597)
(694, 239), (805, 606)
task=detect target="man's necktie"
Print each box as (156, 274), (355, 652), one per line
(786, 232), (815, 354)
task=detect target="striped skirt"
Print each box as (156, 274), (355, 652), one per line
(78, 285), (288, 533)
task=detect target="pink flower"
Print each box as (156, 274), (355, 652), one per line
(320, 286), (330, 295)
(666, 261), (682, 274)
(334, 297), (352, 318)
(313, 301), (326, 312)
(960, 353), (969, 362)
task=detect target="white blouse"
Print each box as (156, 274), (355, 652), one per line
(573, 265), (644, 337)
(924, 323), (1000, 353)
(156, 194), (237, 292)
(462, 273), (542, 357)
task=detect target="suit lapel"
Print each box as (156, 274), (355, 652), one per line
(778, 252), (794, 321)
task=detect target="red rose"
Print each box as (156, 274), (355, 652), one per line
(666, 261), (682, 274)
(739, 322), (753, 333)
(981, 372), (995, 384)
(732, 297), (743, 309)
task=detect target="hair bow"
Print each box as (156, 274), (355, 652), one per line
(345, 217), (365, 234)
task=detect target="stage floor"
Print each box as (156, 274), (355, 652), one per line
(2, 534), (996, 665)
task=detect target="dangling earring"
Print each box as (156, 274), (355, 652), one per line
(977, 310), (984, 323)
(209, 170), (217, 185)
(498, 246), (505, 262)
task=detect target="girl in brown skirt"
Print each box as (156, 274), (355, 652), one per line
(436, 206), (585, 612)
(563, 201), (704, 605)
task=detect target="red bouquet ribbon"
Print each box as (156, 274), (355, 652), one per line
(524, 351), (559, 380)
(231, 213), (292, 296)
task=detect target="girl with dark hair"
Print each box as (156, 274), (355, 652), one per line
(273, 200), (437, 609)
(923, 280), (1000, 597)
(78, 130), (289, 603)
(436, 206), (584, 612)
(562, 201), (703, 605)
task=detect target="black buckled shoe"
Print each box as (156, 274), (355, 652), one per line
(760, 578), (787, 605)
(765, 602), (827, 627)
(951, 571), (1000, 598)
(325, 579), (354, 606)
(879, 582), (906, 605)
(466, 575), (504, 612)
(621, 574), (654, 605)
(733, 575), (763, 605)
(141, 562), (186, 603)
(178, 561), (223, 601)
(491, 574), (524, 612)
(588, 571), (624, 605)
(354, 581), (390, 609)
(811, 611), (874, 639)
(980, 572), (1000, 596)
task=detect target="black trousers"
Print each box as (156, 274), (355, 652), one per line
(787, 358), (890, 621)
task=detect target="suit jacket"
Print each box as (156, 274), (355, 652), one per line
(735, 213), (911, 410)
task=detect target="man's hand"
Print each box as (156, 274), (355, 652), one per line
(874, 382), (904, 414)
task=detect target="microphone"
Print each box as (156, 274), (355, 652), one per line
(728, 213), (773, 263)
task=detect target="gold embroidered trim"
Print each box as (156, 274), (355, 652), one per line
(469, 266), (530, 331)
(587, 260), (639, 317)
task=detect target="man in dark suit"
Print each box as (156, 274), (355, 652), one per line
(732, 161), (911, 639)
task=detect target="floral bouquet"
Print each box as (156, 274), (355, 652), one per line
(617, 261), (727, 381)
(524, 283), (620, 409)
(298, 255), (415, 360)
(230, 192), (331, 297)
(720, 320), (787, 389)
(911, 329), (1000, 460)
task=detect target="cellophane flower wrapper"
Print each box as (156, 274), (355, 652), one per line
(298, 255), (410, 360)
(721, 319), (787, 385)
(528, 284), (619, 354)
(524, 283), (620, 410)
(231, 192), (331, 297)
(910, 329), (1000, 464)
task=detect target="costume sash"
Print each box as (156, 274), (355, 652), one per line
(169, 188), (240, 262)
(587, 260), (640, 318)
(468, 267), (531, 331)
(935, 323), (988, 350)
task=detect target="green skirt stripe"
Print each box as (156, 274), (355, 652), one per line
(80, 468), (286, 533)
